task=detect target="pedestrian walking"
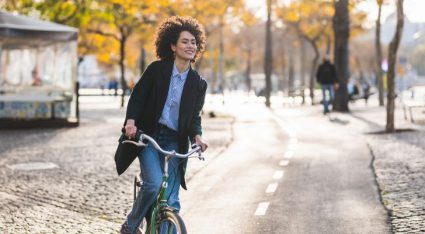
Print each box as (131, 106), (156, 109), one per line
(119, 16), (208, 234)
(316, 56), (339, 114)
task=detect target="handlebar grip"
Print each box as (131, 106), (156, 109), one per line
(121, 127), (144, 140)
(135, 130), (143, 141)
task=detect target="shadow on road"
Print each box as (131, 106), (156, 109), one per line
(327, 115), (350, 125)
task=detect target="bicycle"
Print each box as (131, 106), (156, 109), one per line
(123, 130), (204, 234)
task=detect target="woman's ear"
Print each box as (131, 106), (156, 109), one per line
(171, 44), (176, 52)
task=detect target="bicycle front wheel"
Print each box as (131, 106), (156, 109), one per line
(156, 210), (187, 234)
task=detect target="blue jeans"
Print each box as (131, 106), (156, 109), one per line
(321, 84), (335, 113)
(127, 125), (182, 234)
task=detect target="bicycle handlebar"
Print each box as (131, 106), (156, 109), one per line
(122, 129), (204, 160)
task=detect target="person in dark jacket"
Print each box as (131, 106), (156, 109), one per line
(316, 56), (339, 114)
(120, 16), (208, 234)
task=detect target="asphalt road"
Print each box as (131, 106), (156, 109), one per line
(180, 101), (390, 234)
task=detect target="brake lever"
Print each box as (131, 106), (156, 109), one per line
(197, 149), (205, 161)
(122, 140), (147, 147)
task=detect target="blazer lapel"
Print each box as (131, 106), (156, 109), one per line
(156, 60), (174, 121)
(178, 67), (197, 132)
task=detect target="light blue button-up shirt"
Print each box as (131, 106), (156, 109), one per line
(158, 63), (189, 131)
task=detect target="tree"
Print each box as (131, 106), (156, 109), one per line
(1, 0), (96, 59)
(239, 10), (258, 93)
(264, 0), (273, 107)
(376, 0), (385, 106)
(87, 0), (155, 107)
(299, 36), (307, 104)
(386, 0), (404, 132)
(333, 0), (350, 112)
(174, 0), (243, 92)
(276, 1), (334, 104)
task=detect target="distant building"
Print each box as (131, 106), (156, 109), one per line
(381, 12), (425, 46)
(0, 10), (78, 127)
(78, 55), (107, 89)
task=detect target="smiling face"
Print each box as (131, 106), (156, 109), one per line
(171, 31), (197, 62)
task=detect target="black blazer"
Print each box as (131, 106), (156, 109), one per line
(124, 59), (207, 189)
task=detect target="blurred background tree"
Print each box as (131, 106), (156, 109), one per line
(1, 0), (422, 116)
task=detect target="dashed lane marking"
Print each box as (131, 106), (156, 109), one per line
(255, 202), (270, 216)
(279, 160), (290, 166)
(266, 183), (278, 193)
(273, 170), (284, 179)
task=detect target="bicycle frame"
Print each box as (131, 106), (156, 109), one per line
(149, 155), (175, 233)
(125, 133), (202, 233)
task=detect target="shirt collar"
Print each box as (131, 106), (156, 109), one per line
(172, 62), (190, 81)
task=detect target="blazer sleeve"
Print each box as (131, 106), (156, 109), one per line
(125, 62), (156, 124)
(189, 79), (208, 140)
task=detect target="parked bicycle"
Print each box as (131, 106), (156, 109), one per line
(123, 131), (204, 234)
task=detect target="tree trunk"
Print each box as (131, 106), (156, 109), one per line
(326, 34), (332, 56)
(308, 40), (319, 104)
(264, 0), (273, 107)
(245, 48), (252, 92)
(218, 21), (224, 93)
(333, 0), (350, 112)
(354, 56), (365, 83)
(386, 0), (404, 133)
(300, 37), (306, 104)
(279, 32), (287, 94)
(288, 54), (294, 96)
(376, 0), (384, 106)
(139, 46), (146, 74)
(119, 35), (127, 108)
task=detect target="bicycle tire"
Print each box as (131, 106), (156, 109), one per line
(156, 210), (187, 234)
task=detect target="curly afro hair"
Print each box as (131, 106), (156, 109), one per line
(155, 16), (206, 63)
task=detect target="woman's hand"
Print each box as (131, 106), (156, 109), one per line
(125, 119), (137, 139)
(194, 135), (208, 152)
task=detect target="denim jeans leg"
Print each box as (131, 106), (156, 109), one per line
(164, 157), (182, 211)
(127, 143), (162, 234)
(157, 130), (181, 212)
(157, 128), (181, 234)
(322, 84), (335, 113)
(322, 86), (329, 112)
(329, 85), (335, 102)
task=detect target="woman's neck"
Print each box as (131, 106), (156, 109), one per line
(174, 58), (190, 73)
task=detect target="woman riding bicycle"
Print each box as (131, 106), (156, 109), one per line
(120, 16), (208, 234)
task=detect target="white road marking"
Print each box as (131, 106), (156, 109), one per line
(266, 183), (278, 193)
(270, 113), (293, 134)
(284, 151), (294, 159)
(255, 202), (270, 216)
(279, 160), (290, 166)
(273, 170), (284, 179)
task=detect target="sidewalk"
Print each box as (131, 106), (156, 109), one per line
(0, 96), (234, 233)
(346, 101), (425, 233)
